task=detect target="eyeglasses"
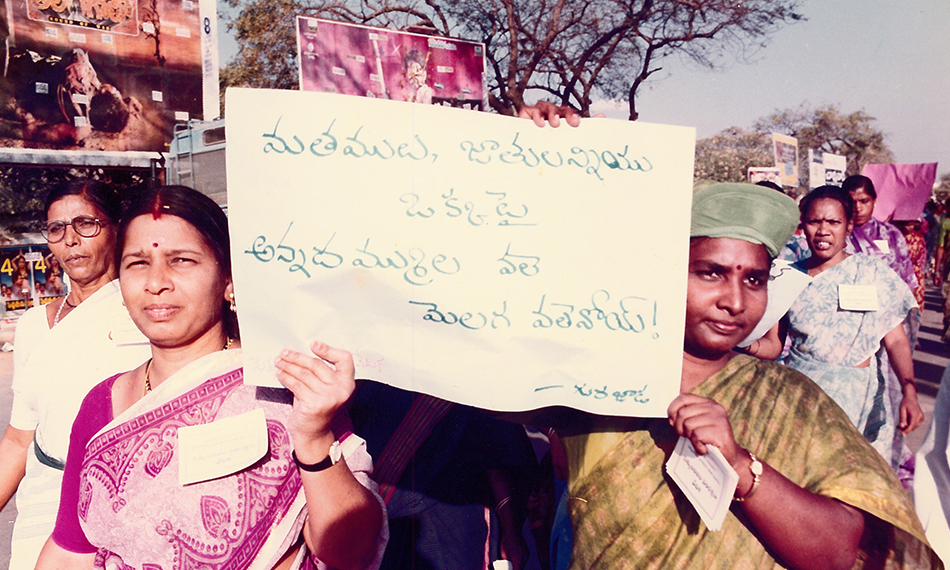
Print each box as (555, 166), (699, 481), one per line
(42, 216), (108, 243)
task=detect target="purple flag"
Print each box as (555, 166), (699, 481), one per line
(865, 162), (937, 221)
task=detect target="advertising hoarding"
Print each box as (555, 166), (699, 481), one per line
(0, 0), (212, 161)
(296, 17), (486, 111)
(0, 244), (65, 312)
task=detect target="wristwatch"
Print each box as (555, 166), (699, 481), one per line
(292, 440), (342, 472)
(733, 451), (763, 502)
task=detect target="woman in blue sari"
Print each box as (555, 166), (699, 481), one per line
(781, 186), (924, 477)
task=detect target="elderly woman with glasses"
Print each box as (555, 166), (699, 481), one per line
(0, 179), (150, 569)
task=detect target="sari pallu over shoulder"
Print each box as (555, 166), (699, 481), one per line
(562, 356), (941, 570)
(77, 349), (385, 570)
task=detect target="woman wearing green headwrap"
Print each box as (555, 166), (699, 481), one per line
(556, 183), (938, 570)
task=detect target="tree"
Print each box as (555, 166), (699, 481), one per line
(693, 127), (772, 183)
(753, 104), (894, 182)
(694, 104), (894, 190)
(221, 0), (803, 119)
(0, 167), (148, 240)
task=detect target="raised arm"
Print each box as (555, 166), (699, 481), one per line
(668, 393), (865, 570)
(274, 341), (384, 570)
(741, 317), (787, 361)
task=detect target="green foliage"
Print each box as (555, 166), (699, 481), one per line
(693, 127), (772, 183)
(220, 0), (803, 119)
(0, 167), (148, 241)
(694, 104), (894, 192)
(753, 104), (894, 184)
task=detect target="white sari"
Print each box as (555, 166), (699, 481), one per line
(8, 280), (150, 569)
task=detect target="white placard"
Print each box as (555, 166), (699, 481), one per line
(225, 88), (695, 417)
(665, 436), (739, 531)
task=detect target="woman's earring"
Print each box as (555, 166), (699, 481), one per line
(229, 292), (237, 313)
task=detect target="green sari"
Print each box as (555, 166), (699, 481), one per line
(561, 355), (940, 569)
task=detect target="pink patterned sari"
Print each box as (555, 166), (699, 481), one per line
(76, 349), (383, 570)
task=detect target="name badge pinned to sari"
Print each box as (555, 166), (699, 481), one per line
(665, 436), (738, 531)
(178, 408), (269, 485)
(838, 284), (879, 311)
(873, 239), (890, 254)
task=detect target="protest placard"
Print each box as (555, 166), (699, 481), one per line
(225, 88), (695, 417)
(771, 133), (799, 187)
(865, 162), (938, 222)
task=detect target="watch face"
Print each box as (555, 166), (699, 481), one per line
(751, 459), (763, 476)
(329, 440), (343, 464)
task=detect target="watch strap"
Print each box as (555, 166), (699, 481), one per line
(293, 441), (341, 472)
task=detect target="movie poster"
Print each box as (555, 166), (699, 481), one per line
(296, 17), (487, 111)
(0, 245), (65, 312)
(0, 0), (209, 155)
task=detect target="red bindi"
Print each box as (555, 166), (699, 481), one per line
(152, 242), (159, 248)
(736, 265), (742, 270)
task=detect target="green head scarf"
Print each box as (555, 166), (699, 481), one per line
(690, 183), (799, 258)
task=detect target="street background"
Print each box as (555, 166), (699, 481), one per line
(0, 287), (947, 569)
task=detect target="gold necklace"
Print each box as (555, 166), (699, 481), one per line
(144, 338), (234, 396)
(143, 359), (153, 395)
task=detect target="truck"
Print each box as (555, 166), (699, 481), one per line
(165, 118), (228, 207)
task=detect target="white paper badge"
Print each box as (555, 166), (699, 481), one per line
(873, 239), (890, 254)
(838, 284), (879, 311)
(178, 408), (269, 485)
(665, 436), (739, 531)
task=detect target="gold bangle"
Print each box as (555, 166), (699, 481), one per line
(734, 452), (763, 502)
(495, 496), (512, 513)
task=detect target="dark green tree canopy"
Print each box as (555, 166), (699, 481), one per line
(0, 167), (148, 240)
(220, 0), (803, 119)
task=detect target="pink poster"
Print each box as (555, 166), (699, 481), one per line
(296, 17), (486, 111)
(865, 162), (938, 222)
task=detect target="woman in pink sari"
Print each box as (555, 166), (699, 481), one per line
(36, 186), (385, 570)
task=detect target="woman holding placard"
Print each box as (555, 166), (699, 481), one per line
(780, 185), (924, 472)
(558, 182), (937, 569)
(36, 186), (384, 570)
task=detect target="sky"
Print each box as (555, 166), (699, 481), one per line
(217, 0), (950, 178)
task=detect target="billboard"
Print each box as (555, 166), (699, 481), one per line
(0, 245), (66, 312)
(296, 17), (487, 111)
(0, 0), (213, 158)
